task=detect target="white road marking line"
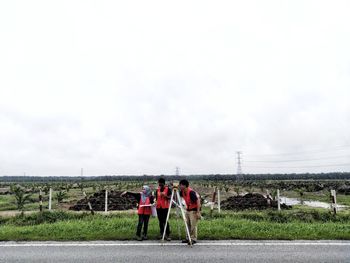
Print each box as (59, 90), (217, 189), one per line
(0, 242), (349, 247)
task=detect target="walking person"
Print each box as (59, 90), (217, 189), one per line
(121, 185), (154, 241)
(179, 179), (201, 244)
(155, 178), (172, 241)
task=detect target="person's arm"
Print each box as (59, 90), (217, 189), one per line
(166, 187), (172, 199)
(190, 191), (198, 203)
(150, 195), (154, 204)
(190, 191), (201, 218)
(121, 191), (141, 201)
(196, 195), (201, 212)
(158, 187), (171, 203)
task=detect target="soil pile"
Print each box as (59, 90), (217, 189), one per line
(338, 186), (350, 195)
(221, 193), (291, 210)
(69, 190), (137, 211)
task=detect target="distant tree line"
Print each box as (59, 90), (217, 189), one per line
(0, 172), (349, 183)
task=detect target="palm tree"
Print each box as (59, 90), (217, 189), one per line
(296, 188), (305, 205)
(11, 185), (32, 215)
(43, 184), (50, 195)
(77, 182), (84, 192)
(56, 190), (68, 205)
(65, 183), (72, 192)
(234, 186), (241, 195)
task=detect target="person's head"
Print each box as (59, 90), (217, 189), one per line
(158, 178), (165, 188)
(142, 185), (151, 196)
(179, 179), (189, 191)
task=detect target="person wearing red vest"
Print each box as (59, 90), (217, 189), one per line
(121, 185), (154, 241)
(155, 178), (172, 241)
(179, 179), (201, 244)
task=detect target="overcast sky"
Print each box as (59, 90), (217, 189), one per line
(1, 1), (350, 176)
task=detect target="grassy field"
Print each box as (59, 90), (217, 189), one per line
(0, 187), (98, 212)
(1, 183), (350, 212)
(1, 208), (349, 241)
(1, 180), (349, 241)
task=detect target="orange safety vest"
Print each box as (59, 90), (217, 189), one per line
(156, 186), (170, 209)
(182, 187), (198, 211)
(138, 196), (152, 215)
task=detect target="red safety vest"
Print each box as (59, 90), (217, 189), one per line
(156, 186), (170, 209)
(182, 187), (198, 211)
(138, 196), (152, 215)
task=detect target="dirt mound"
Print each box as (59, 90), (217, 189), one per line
(338, 186), (350, 195)
(221, 193), (291, 210)
(69, 190), (137, 211)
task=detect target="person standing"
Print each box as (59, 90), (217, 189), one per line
(155, 178), (172, 241)
(121, 185), (154, 241)
(179, 179), (201, 244)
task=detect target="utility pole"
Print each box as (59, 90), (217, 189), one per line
(80, 168), (84, 188)
(236, 151), (243, 181)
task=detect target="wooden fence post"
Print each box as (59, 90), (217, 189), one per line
(330, 190), (337, 215)
(49, 188), (52, 210)
(105, 189), (108, 213)
(218, 189), (221, 213)
(210, 187), (217, 215)
(39, 189), (43, 212)
(83, 191), (94, 215)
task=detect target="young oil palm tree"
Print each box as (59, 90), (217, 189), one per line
(11, 185), (32, 215)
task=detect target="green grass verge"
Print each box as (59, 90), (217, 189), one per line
(0, 209), (349, 241)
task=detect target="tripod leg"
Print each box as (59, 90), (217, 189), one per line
(162, 190), (174, 242)
(176, 190), (192, 246)
(174, 195), (182, 240)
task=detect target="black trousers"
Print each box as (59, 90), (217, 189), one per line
(136, 214), (150, 237)
(157, 208), (170, 236)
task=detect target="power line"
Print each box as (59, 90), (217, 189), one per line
(244, 163), (350, 169)
(244, 155), (350, 163)
(245, 144), (350, 158)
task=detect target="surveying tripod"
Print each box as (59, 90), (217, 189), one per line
(161, 185), (193, 246)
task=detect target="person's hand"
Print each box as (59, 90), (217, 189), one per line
(120, 191), (127, 197)
(196, 211), (201, 220)
(160, 192), (166, 198)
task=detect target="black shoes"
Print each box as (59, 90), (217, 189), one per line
(182, 239), (197, 245)
(158, 235), (171, 241)
(135, 235), (147, 241)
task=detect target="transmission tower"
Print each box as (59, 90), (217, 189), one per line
(175, 167), (180, 176)
(236, 151), (243, 180)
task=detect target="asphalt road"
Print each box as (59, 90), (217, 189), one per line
(0, 241), (349, 263)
